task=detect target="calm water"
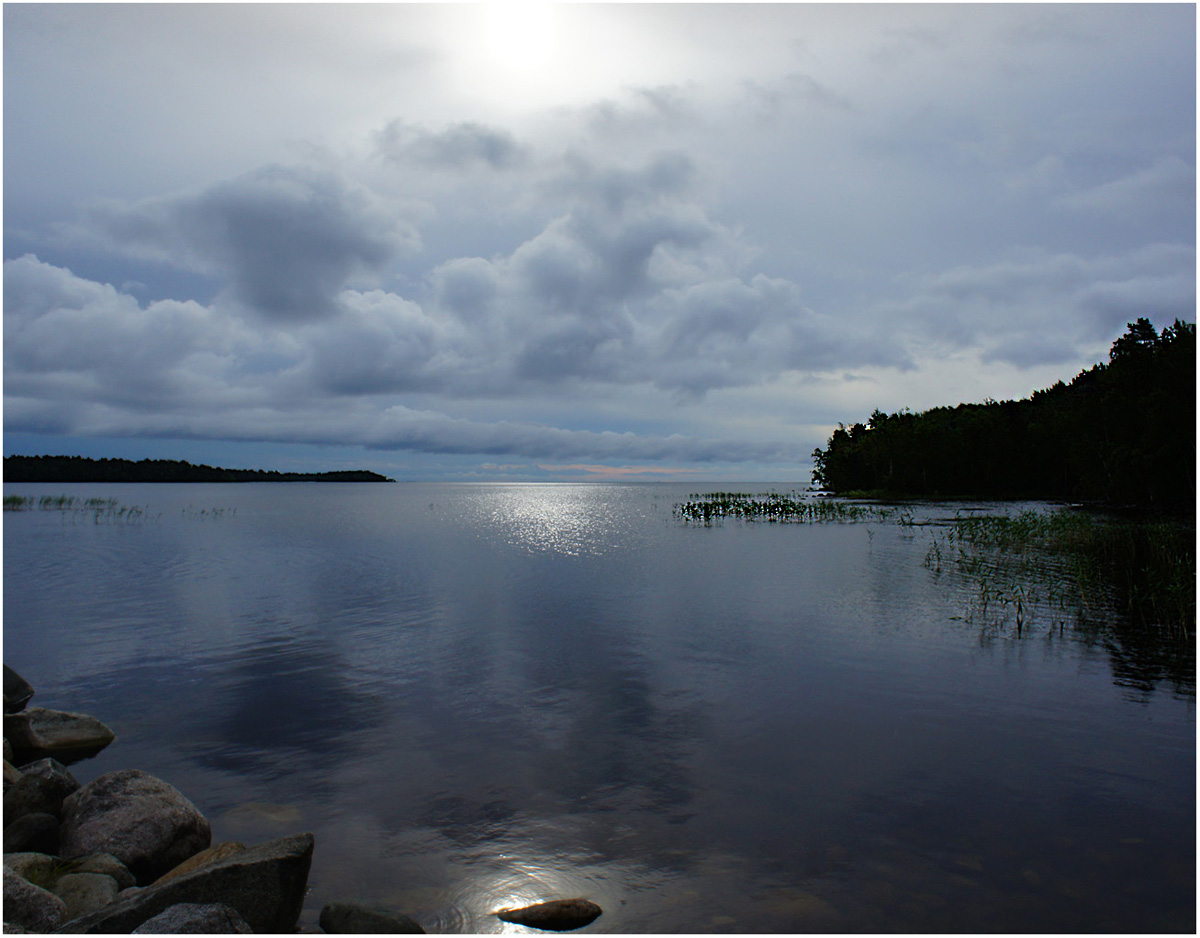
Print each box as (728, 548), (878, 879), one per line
(3, 483), (1194, 933)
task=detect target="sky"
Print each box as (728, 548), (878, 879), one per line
(3, 3), (1195, 482)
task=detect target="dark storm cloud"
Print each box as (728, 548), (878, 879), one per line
(80, 165), (414, 322)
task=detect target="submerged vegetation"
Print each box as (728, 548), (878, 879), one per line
(926, 509), (1194, 639)
(3, 494), (149, 523)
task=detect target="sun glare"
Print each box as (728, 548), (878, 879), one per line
(485, 2), (556, 74)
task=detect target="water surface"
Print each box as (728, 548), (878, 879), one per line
(3, 483), (1194, 932)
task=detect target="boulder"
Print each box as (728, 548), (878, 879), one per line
(5, 774), (64, 823)
(6, 758), (26, 789)
(4, 665), (35, 714)
(496, 898), (604, 931)
(50, 872), (119, 920)
(59, 770), (211, 885)
(17, 759), (81, 801)
(54, 832), (314, 934)
(62, 854), (137, 891)
(319, 899), (426, 933)
(5, 708), (114, 763)
(4, 868), (67, 933)
(155, 841), (246, 884)
(132, 902), (253, 934)
(4, 812), (60, 854)
(4, 852), (136, 892)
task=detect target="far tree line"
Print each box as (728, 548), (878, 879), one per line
(2, 455), (394, 484)
(811, 318), (1195, 511)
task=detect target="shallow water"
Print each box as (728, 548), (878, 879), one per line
(3, 483), (1194, 932)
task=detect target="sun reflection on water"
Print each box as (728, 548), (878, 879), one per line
(467, 484), (638, 557)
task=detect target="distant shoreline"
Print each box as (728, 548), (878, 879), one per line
(2, 455), (395, 484)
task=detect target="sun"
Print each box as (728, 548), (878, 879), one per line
(484, 2), (557, 75)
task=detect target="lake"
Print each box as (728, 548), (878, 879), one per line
(3, 482), (1194, 932)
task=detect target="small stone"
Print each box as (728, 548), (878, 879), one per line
(51, 872), (120, 920)
(132, 902), (253, 934)
(3, 868), (67, 933)
(4, 811), (60, 855)
(319, 900), (426, 933)
(496, 898), (603, 931)
(4, 665), (35, 714)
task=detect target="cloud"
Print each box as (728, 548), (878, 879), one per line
(1054, 156), (1195, 217)
(883, 243), (1195, 366)
(375, 120), (528, 170)
(2, 254), (815, 465)
(77, 165), (416, 322)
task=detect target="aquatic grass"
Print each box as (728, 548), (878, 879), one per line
(675, 491), (897, 524)
(926, 508), (1194, 642)
(3, 493), (151, 524)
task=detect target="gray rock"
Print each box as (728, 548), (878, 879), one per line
(320, 899), (426, 933)
(54, 832), (314, 934)
(496, 898), (604, 931)
(5, 757), (24, 789)
(4, 853), (62, 884)
(5, 665), (35, 714)
(64, 853), (137, 891)
(17, 759), (80, 801)
(132, 902), (253, 934)
(5, 774), (64, 823)
(4, 852), (136, 892)
(4, 812), (60, 854)
(50, 872), (119, 920)
(4, 868), (67, 933)
(5, 708), (114, 763)
(59, 769), (211, 885)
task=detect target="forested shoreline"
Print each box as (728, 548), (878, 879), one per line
(2, 455), (394, 484)
(811, 318), (1196, 511)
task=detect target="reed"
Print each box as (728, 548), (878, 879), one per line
(675, 492), (895, 524)
(928, 508), (1194, 641)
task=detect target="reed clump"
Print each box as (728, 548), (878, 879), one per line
(674, 491), (895, 524)
(2, 494), (148, 523)
(929, 508), (1194, 640)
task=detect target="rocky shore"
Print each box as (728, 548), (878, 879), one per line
(3, 665), (603, 934)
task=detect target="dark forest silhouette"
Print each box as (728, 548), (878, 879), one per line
(812, 318), (1196, 511)
(3, 455), (394, 484)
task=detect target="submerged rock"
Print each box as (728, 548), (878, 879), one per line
(4, 665), (35, 714)
(131, 902), (253, 934)
(5, 708), (115, 763)
(59, 770), (211, 885)
(496, 898), (603, 931)
(319, 899), (426, 933)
